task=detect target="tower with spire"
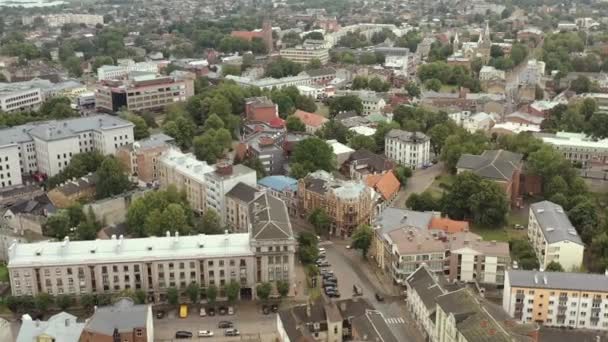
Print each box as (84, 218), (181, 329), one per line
(477, 20), (492, 62)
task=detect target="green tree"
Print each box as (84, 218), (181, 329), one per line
(570, 75), (591, 94)
(348, 134), (376, 151)
(56, 295), (73, 311)
(329, 95), (363, 116)
(406, 83), (420, 98)
(351, 224), (373, 258)
(295, 95), (317, 113)
(568, 200), (598, 243)
(134, 290), (146, 304)
(308, 208), (331, 238)
(127, 114), (150, 140)
(316, 120), (351, 144)
(225, 280), (241, 302)
(222, 64), (241, 76)
(161, 203), (191, 235)
(394, 165), (412, 186)
(44, 211), (71, 239)
(351, 76), (368, 90)
(286, 115), (306, 132)
(579, 98), (597, 121)
(277, 280), (290, 298)
(163, 111), (196, 149)
(34, 292), (53, 313)
(206, 284), (218, 303)
(306, 58), (322, 70)
(96, 157), (131, 199)
(241, 155), (268, 179)
(167, 287), (179, 305)
(424, 78), (442, 91)
(545, 261), (564, 272)
(200, 209), (223, 234)
(368, 77), (389, 92)
(406, 191), (440, 211)
(186, 282), (200, 303)
(373, 121), (401, 152)
(80, 294), (96, 311)
(290, 137), (336, 178)
(203, 113), (225, 131)
(256, 282), (272, 301)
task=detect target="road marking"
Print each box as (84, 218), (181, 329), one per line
(384, 317), (405, 324)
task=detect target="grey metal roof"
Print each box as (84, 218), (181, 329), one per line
(456, 150), (522, 181)
(16, 312), (85, 342)
(84, 298), (149, 335)
(386, 129), (430, 143)
(406, 265), (445, 311)
(507, 270), (608, 292)
(373, 208), (433, 234)
(226, 182), (259, 203)
(249, 192), (294, 240)
(530, 201), (583, 245)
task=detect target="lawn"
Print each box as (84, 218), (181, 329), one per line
(427, 174), (456, 198)
(470, 210), (528, 242)
(440, 84), (458, 93)
(0, 264), (8, 282)
(315, 103), (330, 117)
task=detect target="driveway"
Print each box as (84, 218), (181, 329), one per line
(392, 162), (444, 208)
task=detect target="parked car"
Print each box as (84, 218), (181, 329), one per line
(262, 305), (270, 315)
(175, 331), (193, 339)
(317, 261), (331, 267)
(199, 307), (206, 317)
(198, 330), (214, 337)
(271, 304), (279, 313)
(328, 290), (341, 298)
(375, 293), (385, 302)
(228, 306), (234, 315)
(156, 310), (165, 319)
(218, 321), (233, 329)
(219, 306), (227, 315)
(514, 224), (525, 230)
(208, 307), (216, 316)
(225, 328), (240, 337)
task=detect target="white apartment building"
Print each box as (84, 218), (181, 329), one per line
(0, 82), (44, 113)
(158, 150), (257, 224)
(22, 14), (103, 27)
(528, 201), (585, 271)
(538, 131), (608, 166)
(8, 228), (296, 301)
(225, 75), (313, 90)
(448, 111), (495, 133)
(503, 270), (608, 330)
(97, 61), (159, 81)
(479, 65), (506, 81)
(335, 90), (387, 116)
(0, 115), (134, 188)
(279, 45), (330, 65)
(384, 129), (430, 169)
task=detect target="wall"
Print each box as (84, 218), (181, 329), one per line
(83, 190), (148, 226)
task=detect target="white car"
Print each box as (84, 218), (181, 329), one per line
(198, 330), (214, 337)
(199, 307), (206, 317)
(228, 306), (234, 315)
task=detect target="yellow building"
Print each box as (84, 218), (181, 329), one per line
(503, 270), (608, 330)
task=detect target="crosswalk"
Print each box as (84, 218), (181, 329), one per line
(384, 317), (405, 324)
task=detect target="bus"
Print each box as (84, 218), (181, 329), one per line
(179, 304), (188, 318)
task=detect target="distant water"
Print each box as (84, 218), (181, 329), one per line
(0, 0), (66, 7)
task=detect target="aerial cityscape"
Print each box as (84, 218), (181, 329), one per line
(0, 0), (607, 341)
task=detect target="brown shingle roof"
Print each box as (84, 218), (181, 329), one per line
(365, 171), (400, 201)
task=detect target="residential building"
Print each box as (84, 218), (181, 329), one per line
(436, 288), (537, 342)
(226, 75), (313, 91)
(96, 61), (159, 81)
(231, 21), (273, 53)
(503, 270), (608, 330)
(536, 131), (608, 166)
(277, 297), (398, 342)
(116, 133), (173, 183)
(344, 149), (394, 180)
(225, 182), (259, 233)
(245, 97), (282, 126)
(449, 111), (495, 133)
(405, 265), (445, 341)
(479, 66), (506, 82)
(384, 129), (431, 169)
(298, 170), (374, 237)
(519, 59), (546, 86)
(22, 14), (103, 27)
(528, 201), (585, 271)
(257, 175), (299, 216)
(365, 170), (400, 214)
(447, 232), (510, 284)
(79, 298), (153, 342)
(292, 109), (328, 134)
(456, 150), (523, 207)
(0, 115), (134, 186)
(280, 44), (330, 65)
(47, 174), (97, 208)
(1, 193), (55, 236)
(95, 73), (194, 113)
(326, 139), (354, 167)
(82, 189), (148, 227)
(240, 130), (287, 175)
(335, 90), (386, 115)
(0, 81), (44, 113)
(8, 227), (295, 301)
(16, 312), (85, 342)
(300, 68), (336, 85)
(158, 149), (257, 223)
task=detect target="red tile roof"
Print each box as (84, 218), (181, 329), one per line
(293, 110), (329, 128)
(365, 171), (400, 201)
(429, 217), (469, 234)
(269, 117), (285, 128)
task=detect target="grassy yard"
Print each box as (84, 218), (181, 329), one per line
(439, 84), (459, 93)
(0, 264), (8, 282)
(427, 174), (456, 198)
(470, 210), (528, 242)
(315, 103), (330, 117)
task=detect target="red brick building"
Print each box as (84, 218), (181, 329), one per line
(231, 20), (273, 53)
(245, 97), (283, 127)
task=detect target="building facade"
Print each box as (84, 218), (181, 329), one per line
(116, 134), (173, 183)
(384, 129), (431, 169)
(538, 131), (608, 166)
(0, 82), (44, 113)
(528, 201), (585, 271)
(280, 44), (330, 65)
(79, 298), (153, 342)
(503, 270), (608, 330)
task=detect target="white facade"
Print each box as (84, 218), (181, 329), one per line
(280, 46), (330, 64)
(335, 90), (386, 116)
(0, 84), (43, 113)
(0, 145), (22, 188)
(479, 66), (506, 81)
(97, 61), (159, 81)
(205, 166), (257, 225)
(225, 75), (313, 90)
(23, 14), (103, 27)
(384, 129), (430, 169)
(449, 111), (495, 133)
(519, 59), (546, 85)
(539, 131), (608, 165)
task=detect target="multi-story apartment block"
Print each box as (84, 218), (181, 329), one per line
(225, 182), (259, 233)
(479, 65), (506, 81)
(22, 14), (103, 27)
(447, 232), (510, 284)
(95, 73), (194, 113)
(226, 75), (313, 91)
(503, 270), (608, 330)
(384, 129), (431, 169)
(519, 59), (546, 85)
(298, 170), (374, 237)
(537, 131), (608, 166)
(158, 149), (257, 224)
(280, 43), (330, 65)
(116, 133), (173, 183)
(8, 223), (296, 301)
(405, 265), (445, 341)
(0, 82), (44, 113)
(96, 61), (159, 81)
(528, 201), (585, 271)
(0, 115), (134, 188)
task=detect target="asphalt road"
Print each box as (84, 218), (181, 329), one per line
(320, 243), (425, 342)
(392, 162), (444, 209)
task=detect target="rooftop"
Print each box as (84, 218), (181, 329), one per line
(226, 182), (259, 203)
(386, 129), (430, 143)
(530, 201), (583, 245)
(448, 232), (510, 257)
(365, 171), (400, 201)
(386, 227), (446, 255)
(160, 149), (215, 183)
(406, 265), (445, 311)
(258, 175), (298, 193)
(84, 298), (149, 335)
(8, 232), (253, 268)
(16, 312), (84, 342)
(538, 131), (608, 149)
(249, 192), (294, 240)
(456, 150), (522, 181)
(507, 270), (608, 292)
(429, 217), (469, 234)
(293, 110), (328, 128)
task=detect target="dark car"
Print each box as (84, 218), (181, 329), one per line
(328, 290), (341, 298)
(262, 305), (270, 315)
(219, 306), (228, 315)
(271, 304), (279, 313)
(375, 293), (385, 302)
(324, 280), (337, 287)
(156, 310), (165, 319)
(317, 261), (331, 268)
(175, 331), (193, 339)
(218, 321), (233, 329)
(207, 307), (216, 316)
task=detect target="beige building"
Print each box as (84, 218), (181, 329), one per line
(503, 270), (608, 330)
(528, 201), (585, 271)
(280, 40), (330, 65)
(447, 232), (510, 284)
(116, 134), (173, 183)
(225, 182), (260, 233)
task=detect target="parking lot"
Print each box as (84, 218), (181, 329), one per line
(153, 301), (278, 341)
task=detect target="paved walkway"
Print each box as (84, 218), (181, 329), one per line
(392, 162), (444, 209)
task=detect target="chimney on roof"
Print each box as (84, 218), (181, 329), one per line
(111, 234), (116, 240)
(35, 319), (40, 327)
(543, 275), (548, 284)
(166, 231), (170, 237)
(65, 318), (69, 327)
(534, 274), (538, 284)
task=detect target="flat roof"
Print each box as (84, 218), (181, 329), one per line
(8, 232), (253, 268)
(508, 270), (608, 292)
